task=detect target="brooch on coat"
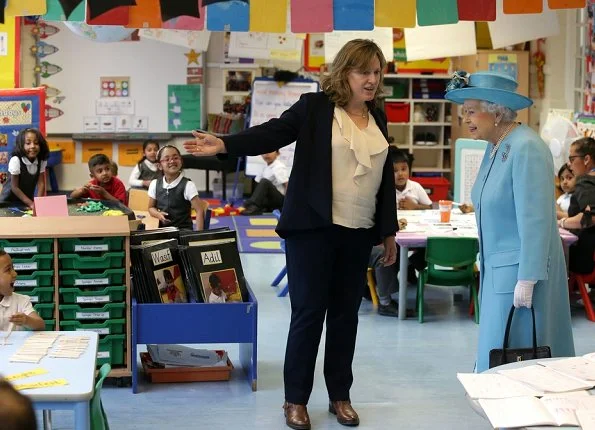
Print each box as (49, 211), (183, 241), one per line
(501, 143), (511, 162)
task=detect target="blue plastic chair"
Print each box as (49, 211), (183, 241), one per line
(271, 209), (288, 297)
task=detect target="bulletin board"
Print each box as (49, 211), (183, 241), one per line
(454, 138), (488, 204)
(246, 78), (318, 176)
(38, 22), (204, 134)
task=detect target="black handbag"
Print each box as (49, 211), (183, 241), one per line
(488, 305), (552, 369)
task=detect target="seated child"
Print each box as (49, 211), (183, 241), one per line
(0, 379), (37, 430)
(368, 148), (429, 317)
(128, 140), (160, 190)
(556, 164), (575, 219)
(242, 150), (289, 216)
(0, 250), (45, 332)
(208, 273), (227, 303)
(71, 154), (127, 205)
(0, 128), (50, 208)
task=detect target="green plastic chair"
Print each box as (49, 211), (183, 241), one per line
(417, 237), (480, 324)
(91, 363), (111, 430)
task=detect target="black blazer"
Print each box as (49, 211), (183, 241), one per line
(223, 91), (397, 242)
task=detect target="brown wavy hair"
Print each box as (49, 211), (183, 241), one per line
(320, 39), (386, 108)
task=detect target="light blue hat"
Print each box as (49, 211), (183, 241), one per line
(444, 71), (533, 111)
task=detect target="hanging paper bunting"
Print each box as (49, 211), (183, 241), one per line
(503, 0), (542, 14)
(0, 18), (18, 88)
(204, 0), (247, 5)
(334, 0), (374, 30)
(457, 0), (496, 21)
(44, 0), (86, 21)
(4, 0), (47, 16)
(87, 0), (135, 25)
(126, 0), (162, 28)
(159, 0), (199, 22)
(250, 0), (286, 32)
(206, 1), (249, 32)
(375, 0), (416, 28)
(548, 0), (586, 8)
(160, 0), (204, 30)
(290, 0), (333, 33)
(417, 0), (459, 26)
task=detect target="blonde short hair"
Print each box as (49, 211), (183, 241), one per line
(320, 39), (386, 108)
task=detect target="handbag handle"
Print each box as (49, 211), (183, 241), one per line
(500, 305), (538, 362)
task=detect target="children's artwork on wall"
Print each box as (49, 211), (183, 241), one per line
(45, 104), (64, 121)
(100, 76), (131, 98)
(0, 88), (45, 195)
(31, 22), (60, 39)
(206, 0), (249, 32)
(30, 41), (59, 59)
(167, 84), (202, 131)
(35, 61), (63, 79)
(304, 34), (325, 71)
(228, 32), (303, 62)
(86, 0), (135, 25)
(43, 0), (86, 22)
(488, 53), (518, 81)
(139, 28), (210, 50)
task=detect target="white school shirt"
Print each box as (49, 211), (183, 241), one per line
(331, 107), (388, 229)
(8, 156), (47, 175)
(396, 179), (432, 206)
(147, 174), (198, 201)
(557, 192), (572, 212)
(0, 293), (34, 331)
(255, 159), (289, 195)
(128, 159), (158, 188)
(208, 292), (227, 303)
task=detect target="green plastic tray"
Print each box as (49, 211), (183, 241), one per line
(59, 286), (126, 304)
(59, 318), (126, 335)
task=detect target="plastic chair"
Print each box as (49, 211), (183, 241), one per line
(366, 268), (379, 306)
(198, 199), (212, 230)
(568, 251), (595, 322)
(91, 363), (111, 430)
(417, 237), (480, 324)
(270, 209), (288, 297)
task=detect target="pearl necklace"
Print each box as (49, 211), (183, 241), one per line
(490, 122), (517, 159)
(344, 106), (368, 119)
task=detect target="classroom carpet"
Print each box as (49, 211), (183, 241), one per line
(210, 215), (282, 254)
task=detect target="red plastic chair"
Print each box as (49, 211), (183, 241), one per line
(568, 252), (595, 322)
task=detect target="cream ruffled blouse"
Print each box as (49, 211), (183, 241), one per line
(331, 106), (389, 229)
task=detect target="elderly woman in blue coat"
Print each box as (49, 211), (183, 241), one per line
(446, 71), (575, 372)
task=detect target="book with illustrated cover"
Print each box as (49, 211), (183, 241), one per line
(178, 227), (234, 246)
(185, 237), (247, 303)
(130, 227), (180, 246)
(178, 245), (203, 303)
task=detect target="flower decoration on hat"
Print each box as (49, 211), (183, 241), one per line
(446, 70), (470, 92)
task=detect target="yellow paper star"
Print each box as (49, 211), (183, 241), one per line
(185, 49), (201, 65)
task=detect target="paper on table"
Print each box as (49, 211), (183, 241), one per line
(479, 396), (559, 428)
(13, 378), (69, 391)
(498, 364), (593, 393)
(457, 373), (543, 399)
(540, 357), (595, 382)
(4, 368), (48, 381)
(539, 391), (592, 427)
(577, 409), (595, 430)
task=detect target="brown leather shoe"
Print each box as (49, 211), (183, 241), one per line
(283, 402), (311, 430)
(329, 401), (360, 427)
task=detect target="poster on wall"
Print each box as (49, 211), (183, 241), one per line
(167, 84), (202, 131)
(488, 54), (518, 81)
(0, 88), (46, 194)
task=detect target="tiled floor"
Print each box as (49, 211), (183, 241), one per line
(46, 253), (595, 430)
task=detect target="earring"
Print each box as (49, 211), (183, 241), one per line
(495, 122), (499, 127)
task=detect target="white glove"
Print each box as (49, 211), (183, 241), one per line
(513, 280), (536, 308)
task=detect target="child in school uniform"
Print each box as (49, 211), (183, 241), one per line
(242, 150), (289, 216)
(0, 128), (50, 208)
(0, 250), (45, 332)
(148, 145), (204, 231)
(128, 140), (160, 190)
(71, 154), (127, 205)
(557, 164), (576, 219)
(368, 147), (430, 317)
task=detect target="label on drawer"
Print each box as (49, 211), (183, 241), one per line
(28, 296), (39, 303)
(75, 244), (108, 252)
(97, 351), (110, 359)
(14, 262), (38, 270)
(76, 311), (109, 319)
(75, 278), (109, 286)
(4, 246), (37, 253)
(14, 280), (37, 287)
(77, 327), (109, 335)
(76, 295), (110, 304)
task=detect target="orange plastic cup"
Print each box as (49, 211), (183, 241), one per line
(439, 200), (452, 223)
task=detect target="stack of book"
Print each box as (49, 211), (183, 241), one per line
(130, 227), (247, 304)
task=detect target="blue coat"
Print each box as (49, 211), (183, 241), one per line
(471, 124), (575, 372)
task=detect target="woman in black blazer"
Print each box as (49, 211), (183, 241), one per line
(186, 39), (397, 430)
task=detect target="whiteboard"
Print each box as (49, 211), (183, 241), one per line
(246, 78), (319, 176)
(40, 22), (201, 134)
(454, 138), (488, 204)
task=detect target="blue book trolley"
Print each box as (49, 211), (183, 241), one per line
(131, 281), (258, 393)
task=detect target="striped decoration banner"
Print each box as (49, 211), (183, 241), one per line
(458, 0), (496, 21)
(250, 0), (286, 32)
(375, 0), (416, 28)
(333, 0), (374, 30)
(503, 0), (542, 14)
(417, 0), (459, 26)
(290, 0), (333, 32)
(206, 0), (249, 31)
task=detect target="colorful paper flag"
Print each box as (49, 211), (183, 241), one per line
(4, 0), (47, 16)
(457, 0), (496, 21)
(86, 0), (134, 25)
(44, 0), (86, 22)
(290, 0), (333, 32)
(206, 0), (249, 31)
(548, 0), (586, 8)
(334, 0), (374, 30)
(126, 0), (162, 28)
(250, 0), (286, 32)
(417, 0), (459, 26)
(503, 0), (542, 14)
(375, 0), (416, 28)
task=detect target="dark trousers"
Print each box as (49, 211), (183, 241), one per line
(284, 225), (373, 404)
(246, 178), (284, 211)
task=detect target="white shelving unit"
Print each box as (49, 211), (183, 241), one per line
(382, 74), (454, 176)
